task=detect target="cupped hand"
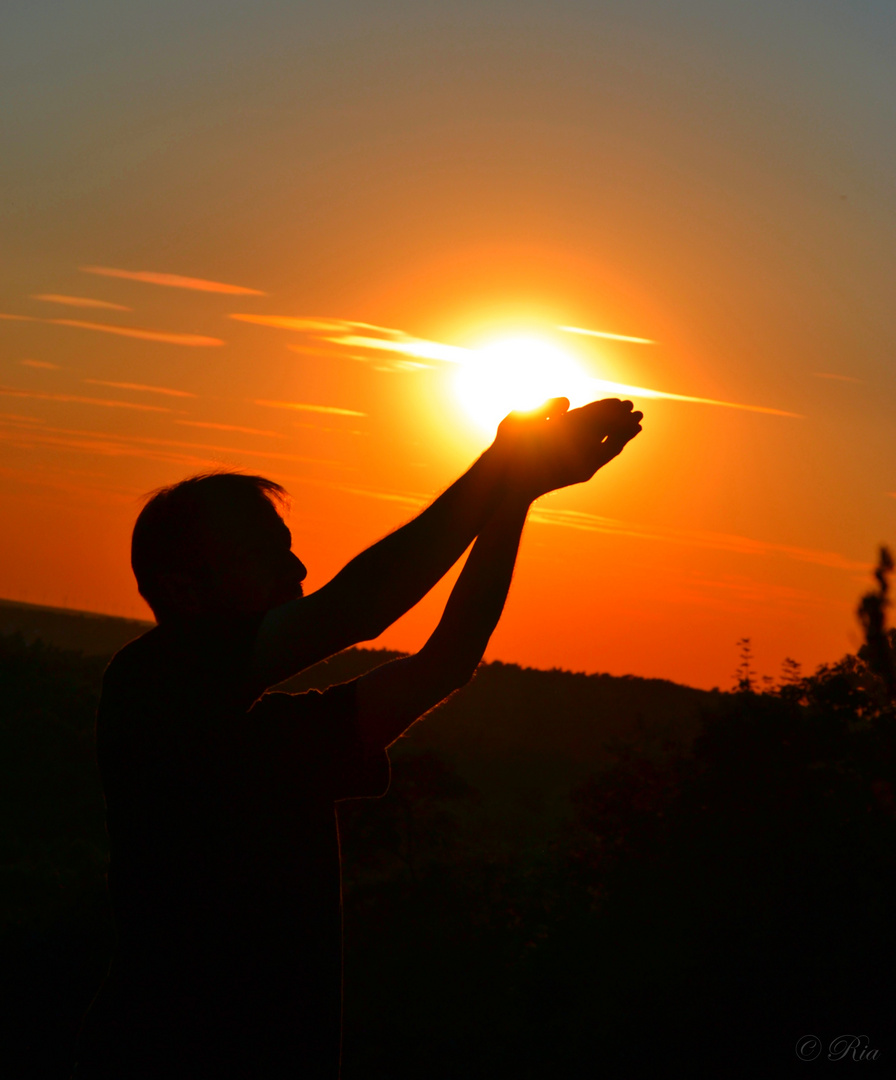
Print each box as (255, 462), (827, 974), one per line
(492, 396), (643, 500)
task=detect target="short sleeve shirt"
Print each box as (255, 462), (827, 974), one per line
(75, 617), (390, 1079)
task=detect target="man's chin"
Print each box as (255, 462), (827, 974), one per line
(273, 584), (303, 608)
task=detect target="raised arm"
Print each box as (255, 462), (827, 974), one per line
(251, 396), (642, 689)
(353, 402), (644, 749)
(353, 492), (531, 749)
(250, 441), (507, 688)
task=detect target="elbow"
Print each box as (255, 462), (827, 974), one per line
(416, 644), (480, 702)
(458, 658), (481, 688)
(352, 612), (392, 644)
(440, 655), (480, 695)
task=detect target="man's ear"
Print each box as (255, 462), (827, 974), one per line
(155, 571), (206, 616)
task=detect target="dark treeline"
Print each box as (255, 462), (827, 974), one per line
(2, 576), (895, 1077)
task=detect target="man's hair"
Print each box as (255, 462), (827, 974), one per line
(132, 472), (287, 621)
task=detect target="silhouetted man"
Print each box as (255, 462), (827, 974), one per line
(72, 397), (642, 1078)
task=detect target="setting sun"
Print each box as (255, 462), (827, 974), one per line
(453, 336), (595, 432)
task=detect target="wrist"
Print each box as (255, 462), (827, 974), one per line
(495, 488), (535, 518)
(479, 440), (510, 480)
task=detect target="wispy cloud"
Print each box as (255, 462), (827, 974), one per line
(291, 422), (366, 436)
(529, 506), (868, 572)
(232, 310), (800, 418)
(0, 420), (217, 470)
(0, 416), (349, 470)
(31, 294), (131, 311)
(81, 266), (264, 295)
(323, 483), (426, 507)
(812, 372), (863, 383)
(176, 420), (284, 437)
(0, 412), (44, 424)
(273, 473), (427, 507)
(558, 325), (656, 345)
(255, 399), (367, 417)
(324, 333), (464, 366)
(19, 359), (61, 370)
(337, 332), (801, 416)
(3, 312), (223, 346)
(230, 314), (400, 334)
(0, 385), (173, 412)
(662, 572), (837, 618)
(286, 343), (354, 360)
(47, 318), (224, 347)
(0, 460), (143, 506)
(83, 379), (197, 398)
(582, 377), (804, 418)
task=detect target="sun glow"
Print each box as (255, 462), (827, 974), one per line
(454, 337), (595, 432)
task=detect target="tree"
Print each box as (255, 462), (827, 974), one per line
(857, 545), (895, 700)
(732, 637), (756, 693)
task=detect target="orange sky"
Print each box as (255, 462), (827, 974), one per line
(1, 2), (893, 688)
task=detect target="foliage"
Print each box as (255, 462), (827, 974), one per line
(857, 545), (896, 698)
(0, 634), (112, 1078)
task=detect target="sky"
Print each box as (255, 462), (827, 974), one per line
(1, 0), (893, 689)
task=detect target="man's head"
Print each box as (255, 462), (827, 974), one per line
(132, 472), (306, 623)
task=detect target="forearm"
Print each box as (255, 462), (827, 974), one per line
(416, 493), (530, 686)
(351, 493), (530, 748)
(321, 444), (508, 637)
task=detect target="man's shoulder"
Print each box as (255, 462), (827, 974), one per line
(104, 616), (264, 688)
(103, 626), (164, 683)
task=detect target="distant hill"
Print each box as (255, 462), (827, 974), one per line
(285, 650), (718, 851)
(0, 598), (717, 846)
(0, 598), (152, 657)
(283, 651), (714, 790)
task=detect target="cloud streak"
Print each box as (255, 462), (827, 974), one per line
(812, 372), (863, 383)
(19, 360), (61, 370)
(230, 314), (401, 334)
(337, 332), (802, 416)
(3, 312), (223, 346)
(0, 416), (349, 471)
(83, 379), (197, 398)
(324, 333), (464, 366)
(47, 318), (224, 347)
(0, 385), (173, 413)
(529, 506), (868, 572)
(231, 310), (801, 418)
(272, 473), (428, 508)
(81, 266), (264, 295)
(582, 377), (804, 418)
(558, 324), (656, 344)
(176, 420), (284, 437)
(31, 294), (131, 311)
(0, 412), (44, 424)
(255, 399), (367, 417)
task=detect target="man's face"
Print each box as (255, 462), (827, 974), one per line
(208, 500), (307, 614)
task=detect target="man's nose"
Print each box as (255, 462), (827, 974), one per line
(290, 552), (307, 582)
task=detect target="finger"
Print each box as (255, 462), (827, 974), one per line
(604, 411), (643, 434)
(606, 423), (642, 452)
(541, 396), (570, 418)
(598, 407), (643, 433)
(567, 403), (639, 446)
(520, 396), (569, 421)
(573, 398), (634, 425)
